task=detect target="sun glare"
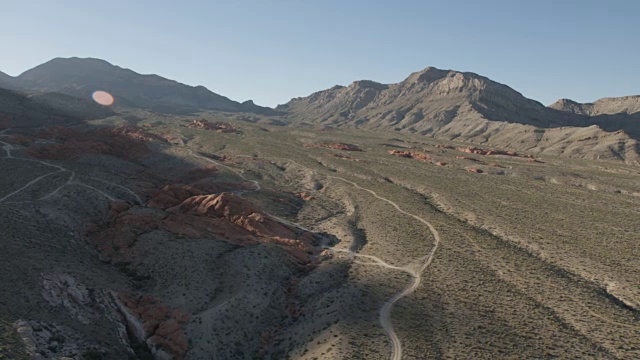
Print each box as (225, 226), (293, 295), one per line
(92, 90), (114, 106)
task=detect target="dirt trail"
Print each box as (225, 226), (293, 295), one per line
(0, 139), (138, 205)
(279, 158), (441, 360)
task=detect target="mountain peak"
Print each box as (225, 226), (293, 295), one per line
(404, 66), (451, 84)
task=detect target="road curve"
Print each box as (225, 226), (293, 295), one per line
(185, 152), (442, 360)
(282, 159), (441, 360)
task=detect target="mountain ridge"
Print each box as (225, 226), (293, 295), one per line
(278, 66), (639, 163)
(3, 57), (274, 115)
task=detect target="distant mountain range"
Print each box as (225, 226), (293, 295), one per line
(0, 57), (273, 115)
(278, 67), (640, 163)
(0, 58), (638, 163)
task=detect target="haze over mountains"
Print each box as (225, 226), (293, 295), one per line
(1, 57), (639, 163)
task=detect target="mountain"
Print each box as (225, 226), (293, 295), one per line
(278, 67), (640, 163)
(550, 96), (640, 116)
(13, 57), (273, 115)
(278, 67), (578, 130)
(0, 70), (22, 91)
(0, 87), (113, 128)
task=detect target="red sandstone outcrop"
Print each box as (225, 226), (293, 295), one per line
(163, 193), (319, 264)
(456, 146), (519, 156)
(387, 150), (433, 162)
(184, 119), (240, 133)
(466, 168), (484, 173)
(435, 162), (447, 166)
(304, 143), (363, 151)
(292, 192), (315, 201)
(117, 293), (190, 359)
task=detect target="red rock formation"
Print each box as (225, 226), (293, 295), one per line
(304, 143), (363, 151)
(456, 146), (518, 156)
(435, 162), (447, 166)
(387, 150), (433, 162)
(292, 192), (315, 201)
(118, 293), (189, 359)
(164, 193), (318, 259)
(184, 119), (240, 133)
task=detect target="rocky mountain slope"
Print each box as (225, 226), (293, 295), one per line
(278, 67), (640, 164)
(0, 88), (113, 128)
(3, 58), (273, 115)
(550, 96), (640, 116)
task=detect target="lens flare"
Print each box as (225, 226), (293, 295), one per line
(92, 90), (115, 106)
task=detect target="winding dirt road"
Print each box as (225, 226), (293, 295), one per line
(0, 135), (139, 205)
(274, 158), (441, 360)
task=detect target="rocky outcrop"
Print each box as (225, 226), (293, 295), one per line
(42, 273), (93, 324)
(456, 146), (519, 157)
(304, 143), (363, 151)
(116, 293), (190, 360)
(292, 192), (315, 201)
(184, 119), (240, 133)
(13, 320), (112, 359)
(164, 193), (321, 264)
(387, 150), (433, 162)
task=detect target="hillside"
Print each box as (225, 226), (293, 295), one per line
(0, 71), (22, 91)
(9, 57), (273, 115)
(550, 96), (640, 116)
(0, 88), (113, 128)
(278, 67), (640, 163)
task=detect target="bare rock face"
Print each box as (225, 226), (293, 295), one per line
(42, 274), (92, 324)
(165, 193), (320, 264)
(114, 293), (190, 360)
(13, 320), (110, 359)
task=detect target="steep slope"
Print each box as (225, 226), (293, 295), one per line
(279, 67), (639, 163)
(279, 67), (575, 130)
(550, 97), (640, 140)
(16, 57), (272, 115)
(0, 87), (113, 128)
(0, 70), (23, 91)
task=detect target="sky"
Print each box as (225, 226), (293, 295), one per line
(1, 0), (638, 107)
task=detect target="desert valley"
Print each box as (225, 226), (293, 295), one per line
(0, 57), (638, 360)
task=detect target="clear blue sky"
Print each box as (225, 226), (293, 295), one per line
(1, 0), (638, 107)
